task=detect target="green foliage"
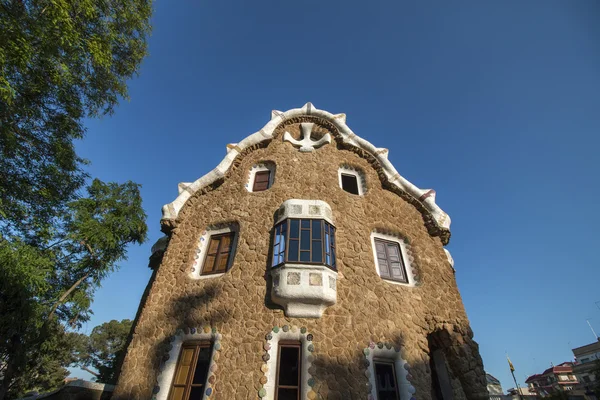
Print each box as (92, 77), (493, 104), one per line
(79, 319), (133, 383)
(0, 180), (147, 397)
(0, 0), (152, 238)
(0, 0), (151, 397)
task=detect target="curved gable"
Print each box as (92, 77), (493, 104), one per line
(161, 103), (451, 243)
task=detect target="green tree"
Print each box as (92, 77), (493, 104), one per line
(0, 0), (152, 239)
(0, 180), (147, 399)
(0, 0), (151, 398)
(78, 319), (133, 384)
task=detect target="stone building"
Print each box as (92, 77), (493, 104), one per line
(113, 104), (488, 400)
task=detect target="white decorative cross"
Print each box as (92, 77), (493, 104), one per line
(283, 123), (332, 152)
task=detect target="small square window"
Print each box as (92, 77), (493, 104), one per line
(202, 232), (235, 275)
(253, 170), (271, 192)
(341, 173), (360, 195)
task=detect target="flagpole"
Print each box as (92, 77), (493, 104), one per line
(507, 355), (524, 400)
(510, 366), (524, 400)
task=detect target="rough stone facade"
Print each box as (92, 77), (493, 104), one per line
(113, 106), (488, 400)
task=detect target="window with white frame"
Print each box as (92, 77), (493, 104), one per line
(363, 342), (414, 400)
(191, 224), (239, 279)
(370, 232), (415, 286)
(247, 162), (276, 192)
(338, 166), (365, 195)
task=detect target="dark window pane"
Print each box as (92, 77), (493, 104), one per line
(288, 241), (299, 261)
(312, 241), (322, 263)
(312, 220), (322, 239)
(375, 362), (399, 400)
(301, 219), (310, 229)
(188, 386), (204, 400)
(341, 173), (360, 195)
(331, 250), (336, 268)
(300, 230), (310, 250)
(277, 388), (299, 400)
(290, 220), (299, 238)
(278, 347), (300, 386)
(300, 251), (310, 262)
(192, 347), (211, 384)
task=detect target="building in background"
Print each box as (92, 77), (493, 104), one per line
(572, 339), (600, 397)
(526, 362), (579, 397)
(112, 104), (489, 400)
(506, 387), (534, 396)
(487, 373), (504, 395)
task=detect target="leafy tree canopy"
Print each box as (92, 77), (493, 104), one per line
(78, 319), (133, 384)
(0, 0), (152, 238)
(0, 180), (147, 398)
(0, 1), (152, 396)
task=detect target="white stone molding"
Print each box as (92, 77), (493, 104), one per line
(274, 199), (334, 225)
(338, 164), (367, 196)
(370, 231), (418, 287)
(161, 103), (451, 235)
(282, 122), (332, 152)
(258, 326), (317, 399)
(245, 161), (276, 192)
(363, 341), (415, 400)
(154, 327), (222, 400)
(444, 249), (455, 271)
(271, 264), (338, 318)
(190, 223), (239, 279)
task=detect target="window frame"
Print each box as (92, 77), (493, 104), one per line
(341, 173), (360, 195)
(201, 232), (235, 276)
(167, 341), (213, 400)
(271, 218), (336, 271)
(252, 170), (272, 192)
(373, 238), (408, 284)
(338, 167), (365, 196)
(373, 359), (401, 400)
(275, 340), (302, 400)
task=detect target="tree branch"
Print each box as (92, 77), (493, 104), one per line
(47, 240), (97, 320)
(81, 366), (100, 377)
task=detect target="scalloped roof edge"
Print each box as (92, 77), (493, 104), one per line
(161, 102), (451, 232)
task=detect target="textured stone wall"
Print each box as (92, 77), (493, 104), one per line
(113, 117), (488, 400)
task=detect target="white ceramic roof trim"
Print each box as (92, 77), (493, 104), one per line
(161, 103), (450, 231)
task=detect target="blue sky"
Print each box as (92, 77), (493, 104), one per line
(73, 0), (600, 390)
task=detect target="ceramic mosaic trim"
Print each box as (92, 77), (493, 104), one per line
(259, 326), (317, 400)
(363, 341), (415, 400)
(161, 103), (451, 235)
(189, 222), (239, 279)
(339, 164), (368, 195)
(371, 229), (421, 286)
(153, 327), (222, 400)
(245, 161), (276, 192)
